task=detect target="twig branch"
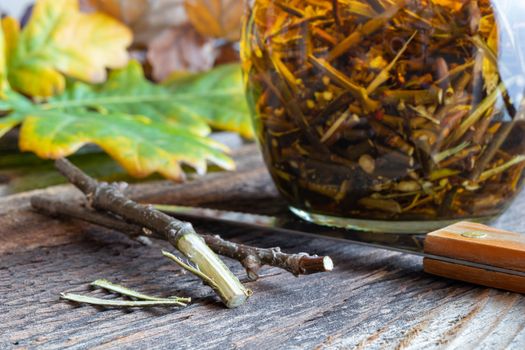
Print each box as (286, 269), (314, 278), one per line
(204, 235), (333, 281)
(52, 158), (250, 308)
(30, 196), (334, 281)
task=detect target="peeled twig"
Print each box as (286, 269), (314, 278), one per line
(62, 279), (191, 308)
(60, 293), (188, 308)
(162, 251), (221, 291)
(90, 279), (191, 303)
(30, 195), (333, 281)
(52, 158), (250, 308)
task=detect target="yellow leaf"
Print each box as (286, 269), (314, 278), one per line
(1, 17), (20, 67)
(18, 110), (234, 180)
(11, 64), (66, 98)
(8, 0), (132, 98)
(3, 62), (248, 180)
(0, 21), (6, 97)
(184, 0), (244, 41)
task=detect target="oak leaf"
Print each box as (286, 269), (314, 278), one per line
(0, 17), (6, 97)
(0, 61), (253, 179)
(83, 0), (188, 46)
(163, 63), (254, 138)
(19, 110), (233, 179)
(147, 25), (218, 81)
(184, 0), (244, 41)
(83, 0), (149, 25)
(5, 0), (132, 98)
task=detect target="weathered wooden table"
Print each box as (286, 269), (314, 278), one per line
(1, 145), (524, 349)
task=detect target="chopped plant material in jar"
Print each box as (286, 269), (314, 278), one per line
(241, 0), (525, 224)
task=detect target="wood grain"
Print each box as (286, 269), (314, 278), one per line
(424, 221), (525, 272)
(423, 221), (525, 292)
(1, 145), (525, 349)
(423, 258), (525, 294)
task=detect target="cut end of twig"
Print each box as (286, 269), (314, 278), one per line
(298, 255), (334, 275)
(225, 293), (250, 309)
(322, 256), (334, 272)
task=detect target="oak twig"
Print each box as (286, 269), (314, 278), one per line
(204, 234), (333, 281)
(51, 158), (250, 308)
(31, 196), (333, 281)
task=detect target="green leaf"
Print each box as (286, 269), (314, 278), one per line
(164, 63), (254, 139)
(0, 20), (7, 96)
(0, 61), (252, 180)
(18, 108), (234, 179)
(43, 61), (211, 136)
(0, 113), (24, 139)
(0, 91), (35, 137)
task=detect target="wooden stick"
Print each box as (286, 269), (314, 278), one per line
(31, 196), (333, 281)
(53, 158), (250, 308)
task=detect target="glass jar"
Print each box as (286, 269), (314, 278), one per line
(241, 0), (525, 233)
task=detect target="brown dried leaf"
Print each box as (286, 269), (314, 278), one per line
(83, 0), (188, 46)
(83, 0), (149, 24)
(147, 25), (218, 81)
(184, 0), (243, 41)
(83, 0), (240, 80)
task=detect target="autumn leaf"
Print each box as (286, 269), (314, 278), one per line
(83, 0), (188, 46)
(5, 0), (132, 98)
(0, 19), (6, 97)
(0, 114), (24, 139)
(184, 0), (244, 41)
(0, 92), (34, 138)
(164, 63), (254, 138)
(19, 110), (233, 179)
(48, 60), (253, 138)
(0, 90), (233, 180)
(47, 60), (211, 136)
(0, 61), (252, 179)
(83, 0), (149, 25)
(83, 0), (241, 80)
(147, 25), (218, 81)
